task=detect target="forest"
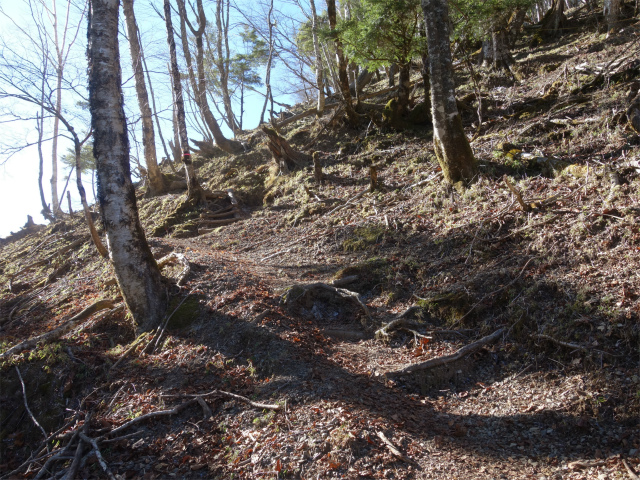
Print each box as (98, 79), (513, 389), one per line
(0, 0), (639, 477)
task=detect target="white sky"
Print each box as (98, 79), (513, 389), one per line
(0, 0), (307, 238)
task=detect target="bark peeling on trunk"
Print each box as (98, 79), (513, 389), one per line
(88, 0), (167, 331)
(422, 0), (477, 185)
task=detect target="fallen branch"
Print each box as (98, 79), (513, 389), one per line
(78, 433), (117, 480)
(15, 366), (47, 441)
(325, 188), (368, 216)
(107, 399), (198, 438)
(108, 332), (152, 374)
(0, 300), (117, 361)
(623, 459), (640, 480)
(386, 328), (504, 376)
(164, 389), (282, 411)
(535, 333), (620, 356)
(376, 431), (419, 466)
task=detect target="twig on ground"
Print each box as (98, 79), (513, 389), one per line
(15, 366), (48, 442)
(386, 328), (504, 376)
(107, 399), (198, 438)
(164, 389), (282, 411)
(0, 299), (117, 361)
(62, 416), (90, 480)
(78, 433), (117, 480)
(148, 288), (197, 354)
(536, 333), (621, 357)
(325, 188), (368, 216)
(622, 459), (640, 480)
(376, 431), (419, 466)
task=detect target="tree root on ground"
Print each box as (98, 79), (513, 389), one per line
(0, 300), (119, 361)
(385, 328), (505, 377)
(6, 387), (281, 480)
(157, 251), (191, 286)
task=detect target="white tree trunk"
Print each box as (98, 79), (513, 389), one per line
(309, 0), (325, 115)
(88, 0), (167, 331)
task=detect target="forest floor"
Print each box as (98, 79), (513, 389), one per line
(1, 10), (640, 480)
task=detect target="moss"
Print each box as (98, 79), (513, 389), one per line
(167, 296), (200, 329)
(342, 226), (386, 252)
(416, 290), (473, 325)
(382, 99), (404, 129)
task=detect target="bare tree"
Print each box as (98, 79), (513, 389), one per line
(164, 0), (205, 202)
(42, 0), (87, 215)
(327, 0), (359, 125)
(175, 0), (244, 155)
(122, 0), (166, 196)
(88, 0), (168, 331)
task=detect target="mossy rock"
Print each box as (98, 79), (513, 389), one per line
(342, 226), (386, 252)
(382, 99), (404, 129)
(408, 101), (431, 125)
(334, 257), (393, 293)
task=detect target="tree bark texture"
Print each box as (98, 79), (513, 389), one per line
(327, 0), (359, 125)
(176, 0), (244, 156)
(421, 0), (477, 184)
(215, 0), (239, 134)
(122, 0), (165, 196)
(604, 0), (621, 31)
(88, 0), (167, 331)
(309, 0), (325, 115)
(164, 0), (204, 202)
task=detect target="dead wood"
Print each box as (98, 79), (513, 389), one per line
(273, 103), (340, 129)
(262, 125), (311, 172)
(15, 366), (47, 441)
(331, 275), (358, 287)
(282, 282), (373, 326)
(156, 251), (190, 286)
(623, 459), (640, 480)
(535, 333), (620, 356)
(386, 328), (504, 376)
(167, 389), (283, 411)
(376, 431), (419, 466)
(107, 399), (199, 438)
(0, 299), (117, 361)
(108, 332), (152, 374)
(324, 188), (368, 216)
(503, 175), (531, 212)
(78, 432), (117, 480)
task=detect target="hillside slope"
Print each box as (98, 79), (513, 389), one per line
(1, 12), (639, 480)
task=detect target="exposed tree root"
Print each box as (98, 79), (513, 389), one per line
(0, 300), (119, 361)
(623, 459), (640, 480)
(386, 328), (505, 377)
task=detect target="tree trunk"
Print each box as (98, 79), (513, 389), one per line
(140, 37), (173, 167)
(88, 0), (167, 331)
(51, 69), (62, 215)
(420, 23), (432, 115)
(122, 0), (165, 196)
(164, 0), (205, 203)
(36, 111), (53, 221)
(492, 26), (513, 71)
(215, 0), (239, 134)
(421, 0), (477, 185)
(260, 0), (275, 124)
(397, 63), (412, 116)
(540, 0), (566, 39)
(327, 0), (359, 126)
(309, 0), (325, 115)
(176, 0), (245, 155)
(604, 0), (622, 32)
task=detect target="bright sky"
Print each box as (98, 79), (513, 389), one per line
(0, 0), (306, 238)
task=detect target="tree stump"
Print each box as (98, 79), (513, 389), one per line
(262, 126), (310, 172)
